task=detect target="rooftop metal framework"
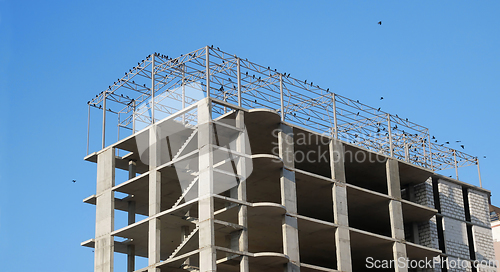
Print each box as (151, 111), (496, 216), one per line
(87, 45), (482, 185)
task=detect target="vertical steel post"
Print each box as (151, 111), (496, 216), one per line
(132, 100), (136, 134)
(237, 58), (242, 107)
(102, 91), (107, 150)
(428, 134), (434, 171)
(332, 93), (338, 139)
(387, 114), (394, 157)
(453, 149), (459, 180)
(182, 64), (186, 124)
(422, 137), (427, 167)
(403, 134), (409, 162)
(477, 158), (482, 187)
(151, 53), (155, 124)
(87, 104), (90, 155)
(206, 46), (210, 98)
(117, 115), (120, 157)
(280, 74), (284, 121)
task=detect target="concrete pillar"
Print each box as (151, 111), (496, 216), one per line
(198, 99), (217, 272)
(386, 159), (408, 272)
(329, 139), (352, 272)
(148, 125), (161, 272)
(279, 124), (300, 272)
(95, 147), (115, 272)
(127, 160), (136, 272)
(235, 110), (249, 272)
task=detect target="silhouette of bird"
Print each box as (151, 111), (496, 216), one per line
(484, 156), (487, 158)
(327, 88), (330, 92)
(380, 97), (383, 100)
(378, 21), (382, 25)
(72, 180), (76, 183)
(460, 145), (465, 149)
(456, 140), (461, 143)
(432, 136), (435, 139)
(377, 108), (381, 111)
(445, 142), (449, 144)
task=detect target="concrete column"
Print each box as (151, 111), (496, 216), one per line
(329, 139), (352, 272)
(127, 160), (136, 272)
(279, 124), (300, 272)
(236, 110), (249, 272)
(95, 147), (115, 272)
(386, 159), (408, 272)
(198, 99), (217, 272)
(148, 125), (161, 272)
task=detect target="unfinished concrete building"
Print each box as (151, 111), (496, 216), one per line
(82, 46), (496, 272)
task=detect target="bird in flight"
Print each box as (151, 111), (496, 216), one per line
(380, 97), (384, 100)
(460, 145), (465, 149)
(378, 21), (382, 25)
(72, 180), (76, 183)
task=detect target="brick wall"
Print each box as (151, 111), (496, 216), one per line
(473, 225), (496, 263)
(418, 216), (440, 249)
(439, 179), (465, 220)
(414, 178), (435, 208)
(468, 189), (490, 228)
(443, 216), (470, 259)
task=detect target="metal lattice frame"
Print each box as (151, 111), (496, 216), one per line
(87, 46), (481, 184)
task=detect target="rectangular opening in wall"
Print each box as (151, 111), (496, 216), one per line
(466, 224), (476, 261)
(297, 218), (336, 270)
(343, 144), (388, 195)
(436, 215), (446, 253)
(293, 128), (331, 178)
(463, 187), (472, 222)
(346, 185), (392, 237)
(296, 171), (334, 223)
(350, 230), (395, 272)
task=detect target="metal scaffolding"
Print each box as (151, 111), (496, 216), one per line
(87, 45), (481, 185)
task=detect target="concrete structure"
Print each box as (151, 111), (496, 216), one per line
(82, 47), (496, 272)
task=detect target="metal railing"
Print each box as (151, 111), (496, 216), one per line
(87, 46), (482, 186)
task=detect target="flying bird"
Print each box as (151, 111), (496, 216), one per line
(72, 180), (76, 183)
(380, 97), (384, 100)
(460, 145), (464, 149)
(378, 21), (382, 25)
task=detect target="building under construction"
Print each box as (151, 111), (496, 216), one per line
(82, 46), (496, 272)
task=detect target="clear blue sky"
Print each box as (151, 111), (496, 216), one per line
(1, 1), (499, 271)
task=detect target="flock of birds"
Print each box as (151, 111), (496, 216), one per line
(80, 20), (487, 184)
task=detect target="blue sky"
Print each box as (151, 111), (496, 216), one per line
(1, 1), (499, 271)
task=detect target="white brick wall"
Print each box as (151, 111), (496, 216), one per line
(439, 179), (465, 220)
(418, 215), (440, 249)
(445, 257), (471, 272)
(415, 177), (435, 208)
(473, 225), (496, 262)
(443, 217), (470, 259)
(468, 189), (490, 228)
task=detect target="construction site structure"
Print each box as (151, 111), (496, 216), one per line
(82, 46), (496, 272)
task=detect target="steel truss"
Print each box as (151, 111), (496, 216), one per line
(87, 46), (482, 185)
